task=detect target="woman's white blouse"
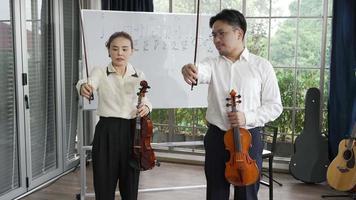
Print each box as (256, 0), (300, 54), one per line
(76, 63), (152, 119)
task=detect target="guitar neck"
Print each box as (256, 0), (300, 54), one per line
(351, 123), (356, 138)
(346, 139), (355, 150)
(346, 123), (356, 149)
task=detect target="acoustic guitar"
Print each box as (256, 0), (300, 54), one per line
(289, 88), (330, 183)
(327, 123), (356, 191)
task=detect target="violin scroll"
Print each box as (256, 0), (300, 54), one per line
(137, 80), (150, 98)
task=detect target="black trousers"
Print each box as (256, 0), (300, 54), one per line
(92, 117), (140, 200)
(204, 124), (263, 200)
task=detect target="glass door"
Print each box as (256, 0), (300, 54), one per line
(0, 0), (77, 198)
(22, 0), (61, 189)
(0, 0), (21, 197)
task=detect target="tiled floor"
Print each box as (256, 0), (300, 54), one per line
(23, 162), (354, 200)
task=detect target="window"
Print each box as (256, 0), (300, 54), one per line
(152, 0), (332, 158)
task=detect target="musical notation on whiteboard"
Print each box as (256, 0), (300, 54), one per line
(82, 10), (216, 109)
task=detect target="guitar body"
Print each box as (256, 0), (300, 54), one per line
(327, 138), (356, 191)
(289, 88), (330, 183)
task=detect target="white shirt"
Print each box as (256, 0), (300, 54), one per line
(198, 48), (283, 131)
(76, 63), (152, 119)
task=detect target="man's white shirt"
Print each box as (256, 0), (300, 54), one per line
(197, 48), (283, 131)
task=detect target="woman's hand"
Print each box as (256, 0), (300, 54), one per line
(80, 83), (94, 100)
(137, 104), (150, 117)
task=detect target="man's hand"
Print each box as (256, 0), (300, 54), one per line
(181, 63), (198, 85)
(227, 111), (246, 127)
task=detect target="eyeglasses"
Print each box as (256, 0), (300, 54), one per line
(210, 28), (237, 39)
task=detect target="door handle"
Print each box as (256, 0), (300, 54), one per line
(24, 95), (30, 109)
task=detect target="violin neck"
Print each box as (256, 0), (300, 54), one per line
(137, 94), (143, 116)
(136, 117), (141, 130)
(233, 127), (242, 152)
(231, 106), (242, 152)
(136, 96), (142, 133)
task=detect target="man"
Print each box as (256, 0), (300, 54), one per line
(181, 9), (283, 200)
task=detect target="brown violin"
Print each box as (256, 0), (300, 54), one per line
(224, 89), (259, 186)
(132, 80), (157, 171)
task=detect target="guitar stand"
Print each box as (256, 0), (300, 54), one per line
(321, 193), (356, 200)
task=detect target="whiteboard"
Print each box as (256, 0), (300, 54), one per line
(81, 10), (216, 109)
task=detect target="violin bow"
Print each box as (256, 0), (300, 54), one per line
(191, 0), (201, 91)
(78, 0), (94, 103)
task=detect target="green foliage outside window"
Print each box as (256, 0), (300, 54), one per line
(151, 0), (332, 156)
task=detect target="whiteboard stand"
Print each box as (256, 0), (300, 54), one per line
(76, 103), (96, 200)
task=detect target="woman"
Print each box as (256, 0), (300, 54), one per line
(76, 31), (151, 200)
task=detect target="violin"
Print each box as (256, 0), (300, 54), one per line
(224, 89), (259, 186)
(132, 80), (157, 171)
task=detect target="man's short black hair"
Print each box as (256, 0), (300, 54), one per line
(209, 9), (247, 38)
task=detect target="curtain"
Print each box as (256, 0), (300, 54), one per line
(101, 0), (153, 11)
(328, 0), (356, 159)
